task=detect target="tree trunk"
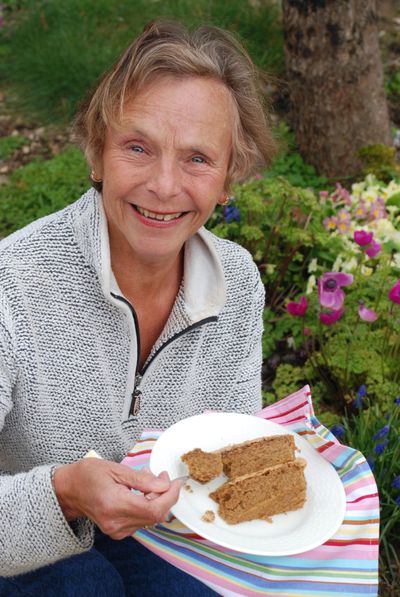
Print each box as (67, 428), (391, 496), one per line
(282, 0), (392, 179)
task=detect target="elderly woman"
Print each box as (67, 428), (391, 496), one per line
(0, 20), (275, 596)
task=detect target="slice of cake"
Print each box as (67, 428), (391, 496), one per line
(181, 448), (223, 483)
(210, 458), (307, 524)
(219, 434), (296, 479)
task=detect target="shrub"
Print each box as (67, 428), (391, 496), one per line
(0, 146), (88, 237)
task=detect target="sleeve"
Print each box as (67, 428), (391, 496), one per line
(231, 261), (265, 414)
(0, 290), (94, 577)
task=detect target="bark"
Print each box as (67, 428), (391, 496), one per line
(282, 0), (392, 179)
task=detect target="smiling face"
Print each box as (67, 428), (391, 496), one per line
(96, 75), (235, 270)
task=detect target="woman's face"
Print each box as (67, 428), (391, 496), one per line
(97, 75), (235, 268)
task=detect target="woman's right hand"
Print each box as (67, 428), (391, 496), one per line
(52, 459), (181, 539)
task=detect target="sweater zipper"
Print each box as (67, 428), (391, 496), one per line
(111, 292), (218, 417)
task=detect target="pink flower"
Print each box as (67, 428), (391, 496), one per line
(336, 219), (351, 235)
(304, 327), (312, 336)
(368, 200), (387, 221)
(354, 230), (374, 246)
(323, 216), (338, 231)
(318, 272), (353, 310)
(319, 191), (329, 200)
(366, 240), (381, 258)
(332, 183), (351, 205)
(337, 208), (351, 223)
(287, 296), (308, 317)
(389, 280), (400, 305)
(354, 201), (368, 220)
(320, 308), (344, 325)
(358, 302), (378, 322)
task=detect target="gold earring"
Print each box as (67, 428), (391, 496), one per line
(90, 171), (102, 183)
(219, 195), (230, 206)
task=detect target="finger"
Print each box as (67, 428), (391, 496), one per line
(119, 466), (171, 494)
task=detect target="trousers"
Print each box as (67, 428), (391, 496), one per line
(0, 528), (219, 596)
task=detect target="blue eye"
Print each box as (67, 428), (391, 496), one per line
(131, 145), (144, 153)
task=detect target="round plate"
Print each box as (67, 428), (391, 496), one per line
(150, 412), (346, 556)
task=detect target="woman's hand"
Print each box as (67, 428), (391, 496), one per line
(52, 459), (181, 539)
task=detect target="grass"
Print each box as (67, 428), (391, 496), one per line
(0, 134), (29, 161)
(0, 0), (284, 124)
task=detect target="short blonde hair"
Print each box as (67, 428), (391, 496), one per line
(73, 20), (277, 191)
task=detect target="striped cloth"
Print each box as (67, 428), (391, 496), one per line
(121, 386), (379, 596)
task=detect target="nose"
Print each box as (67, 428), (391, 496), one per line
(146, 157), (182, 202)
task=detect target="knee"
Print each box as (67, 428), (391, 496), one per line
(0, 550), (125, 597)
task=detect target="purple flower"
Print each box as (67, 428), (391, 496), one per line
(368, 200), (387, 221)
(323, 216), (338, 231)
(336, 219), (351, 235)
(373, 425), (390, 440)
(330, 424), (345, 439)
(357, 385), (367, 398)
(354, 230), (374, 247)
(223, 204), (240, 223)
(358, 302), (378, 322)
(353, 385), (367, 409)
(395, 495), (400, 507)
(318, 272), (353, 310)
(365, 240), (381, 258)
(319, 308), (344, 325)
(395, 396), (400, 406)
(392, 475), (400, 489)
(366, 456), (375, 471)
(374, 440), (389, 455)
(287, 296), (308, 317)
(354, 202), (368, 220)
(389, 280), (400, 305)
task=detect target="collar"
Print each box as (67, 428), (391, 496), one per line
(72, 189), (226, 322)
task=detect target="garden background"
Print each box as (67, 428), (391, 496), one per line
(0, 1), (399, 594)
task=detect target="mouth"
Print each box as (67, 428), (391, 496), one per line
(132, 204), (186, 222)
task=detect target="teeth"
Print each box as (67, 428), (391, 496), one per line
(136, 206), (182, 221)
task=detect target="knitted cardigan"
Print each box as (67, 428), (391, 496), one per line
(0, 189), (264, 576)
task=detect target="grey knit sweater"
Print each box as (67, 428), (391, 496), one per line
(0, 189), (264, 576)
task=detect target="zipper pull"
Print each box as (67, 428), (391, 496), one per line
(130, 373), (142, 416)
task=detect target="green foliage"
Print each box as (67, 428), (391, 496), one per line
(358, 144), (400, 183)
(209, 176), (344, 315)
(0, 146), (88, 237)
(0, 0), (283, 124)
(0, 134), (28, 160)
(385, 70), (400, 101)
(268, 123), (330, 191)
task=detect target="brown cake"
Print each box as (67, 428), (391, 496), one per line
(219, 434), (296, 479)
(181, 434), (295, 483)
(210, 458), (307, 524)
(181, 448), (223, 483)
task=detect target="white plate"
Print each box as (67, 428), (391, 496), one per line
(150, 412), (346, 556)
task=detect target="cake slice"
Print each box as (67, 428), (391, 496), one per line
(181, 448), (223, 483)
(219, 434), (296, 479)
(210, 458), (307, 524)
(181, 434), (296, 484)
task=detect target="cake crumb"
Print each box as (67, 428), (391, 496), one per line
(201, 510), (215, 523)
(184, 483), (193, 493)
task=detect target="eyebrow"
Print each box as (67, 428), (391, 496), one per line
(118, 126), (217, 157)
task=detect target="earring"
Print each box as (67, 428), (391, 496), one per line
(90, 171), (102, 183)
(219, 194), (230, 206)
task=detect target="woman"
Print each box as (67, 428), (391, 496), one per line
(0, 20), (275, 595)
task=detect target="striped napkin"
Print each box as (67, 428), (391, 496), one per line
(121, 386), (379, 596)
